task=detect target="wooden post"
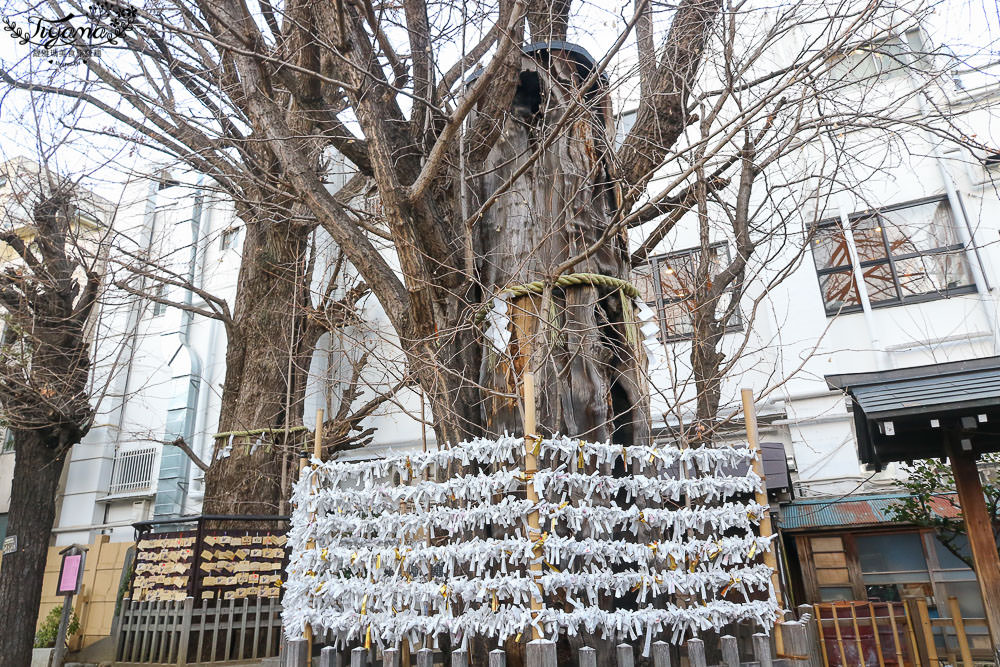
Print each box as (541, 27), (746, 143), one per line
(742, 388), (784, 652)
(526, 639), (556, 667)
(352, 645), (369, 667)
(949, 596), (974, 667)
(752, 633), (773, 667)
(523, 372), (543, 640)
(651, 642), (670, 667)
(949, 443), (1000, 662)
(490, 648), (507, 667)
(287, 638), (310, 667)
(720, 636), (739, 667)
(617, 643), (634, 667)
(686, 638), (707, 667)
(902, 598), (924, 667)
(321, 646), (338, 667)
(579, 646), (597, 667)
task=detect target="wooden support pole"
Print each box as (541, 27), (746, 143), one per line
(902, 599), (924, 667)
(949, 443), (1000, 663)
(523, 372), (543, 641)
(949, 596), (974, 667)
(742, 388), (784, 652)
(303, 408), (324, 659)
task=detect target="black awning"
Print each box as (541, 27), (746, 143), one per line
(825, 356), (1000, 469)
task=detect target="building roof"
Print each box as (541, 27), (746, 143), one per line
(826, 356), (1000, 418)
(779, 492), (960, 531)
(825, 356), (1000, 467)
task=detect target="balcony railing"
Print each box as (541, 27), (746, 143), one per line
(108, 446), (158, 496)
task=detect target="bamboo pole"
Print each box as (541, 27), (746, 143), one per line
(916, 598), (939, 667)
(885, 603), (906, 667)
(949, 596), (973, 667)
(741, 389), (784, 653)
(814, 606), (831, 667)
(868, 603), (886, 667)
(523, 372), (542, 641)
(848, 604), (864, 667)
(831, 605), (848, 667)
(303, 409), (324, 659)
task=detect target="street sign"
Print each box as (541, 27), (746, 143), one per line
(2, 535), (15, 555)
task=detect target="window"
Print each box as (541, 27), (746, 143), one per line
(152, 282), (168, 317)
(219, 226), (241, 251)
(634, 243), (741, 341)
(812, 197), (975, 315)
(855, 532), (932, 602)
(828, 30), (923, 83)
(1, 429), (13, 453)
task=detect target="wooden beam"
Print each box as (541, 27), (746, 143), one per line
(948, 443), (1000, 663)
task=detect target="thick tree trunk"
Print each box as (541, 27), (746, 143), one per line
(202, 218), (311, 515)
(474, 53), (650, 445)
(463, 50), (650, 664)
(0, 432), (66, 667)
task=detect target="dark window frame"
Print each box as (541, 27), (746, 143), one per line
(811, 195), (977, 316)
(640, 241), (743, 342)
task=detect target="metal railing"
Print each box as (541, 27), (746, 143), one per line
(109, 445), (158, 495)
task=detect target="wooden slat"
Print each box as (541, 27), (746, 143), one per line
(140, 601), (154, 663)
(238, 597), (249, 659)
(211, 597), (222, 662)
(224, 597), (234, 661)
(197, 598), (209, 663)
(266, 598), (276, 656)
(252, 594), (263, 659)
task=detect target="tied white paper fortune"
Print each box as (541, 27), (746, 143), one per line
(282, 436), (780, 651)
(634, 299), (665, 367)
(484, 294), (512, 353)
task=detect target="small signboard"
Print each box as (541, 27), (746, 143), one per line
(56, 552), (84, 596)
(1, 535), (15, 555)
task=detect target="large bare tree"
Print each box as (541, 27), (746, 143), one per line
(2, 0), (992, 514)
(0, 157), (107, 667)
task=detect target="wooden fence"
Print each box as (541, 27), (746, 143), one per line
(283, 611), (822, 667)
(114, 595), (282, 664)
(813, 598), (986, 667)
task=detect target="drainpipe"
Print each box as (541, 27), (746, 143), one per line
(838, 202), (890, 370)
(152, 186), (204, 518)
